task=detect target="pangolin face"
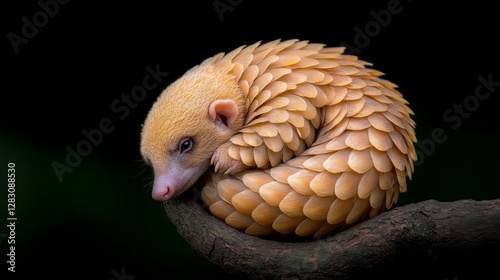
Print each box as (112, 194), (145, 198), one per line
(141, 123), (217, 201)
(140, 63), (243, 201)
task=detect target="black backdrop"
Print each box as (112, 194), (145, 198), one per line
(2, 1), (500, 279)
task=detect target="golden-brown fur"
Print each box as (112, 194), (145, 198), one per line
(141, 63), (244, 172)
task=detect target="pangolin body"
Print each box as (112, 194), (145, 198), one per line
(141, 39), (417, 239)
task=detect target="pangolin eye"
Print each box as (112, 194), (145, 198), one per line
(179, 138), (194, 153)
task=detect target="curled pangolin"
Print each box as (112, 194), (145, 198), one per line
(140, 39), (417, 239)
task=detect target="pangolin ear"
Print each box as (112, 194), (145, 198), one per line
(209, 99), (238, 129)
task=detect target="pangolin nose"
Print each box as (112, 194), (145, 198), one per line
(152, 185), (172, 201)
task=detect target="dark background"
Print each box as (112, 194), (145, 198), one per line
(2, 0), (499, 279)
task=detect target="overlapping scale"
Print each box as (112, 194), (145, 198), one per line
(200, 39), (417, 238)
(279, 191), (309, 217)
(295, 218), (325, 236)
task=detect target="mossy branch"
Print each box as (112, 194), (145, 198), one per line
(164, 194), (500, 280)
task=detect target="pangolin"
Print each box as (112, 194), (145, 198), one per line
(140, 39), (417, 239)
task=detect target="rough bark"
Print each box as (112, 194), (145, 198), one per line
(164, 191), (500, 280)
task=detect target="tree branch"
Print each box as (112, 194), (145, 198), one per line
(164, 193), (500, 280)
